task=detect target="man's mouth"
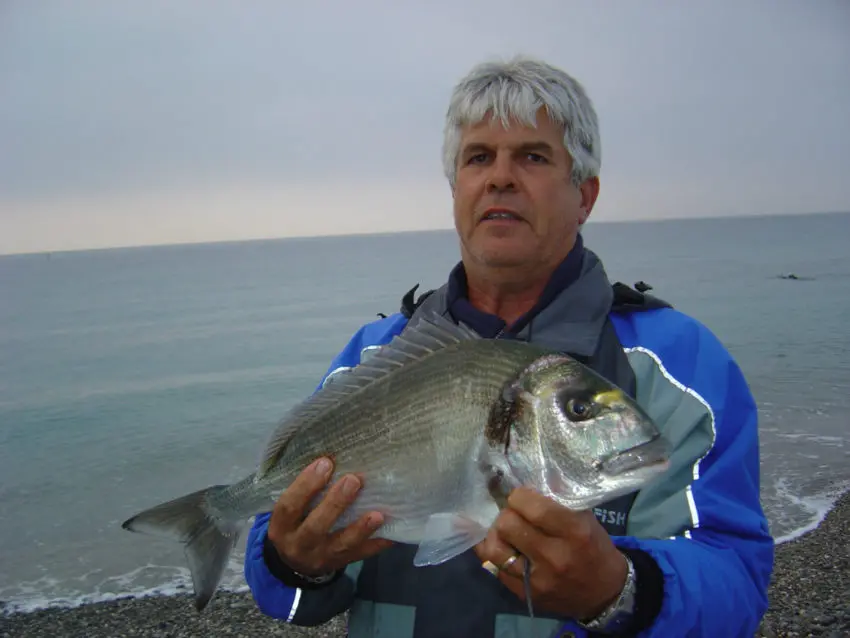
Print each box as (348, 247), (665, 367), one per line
(481, 209), (523, 222)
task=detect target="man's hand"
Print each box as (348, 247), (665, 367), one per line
(267, 457), (393, 576)
(474, 486), (628, 621)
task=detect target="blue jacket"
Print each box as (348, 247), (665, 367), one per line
(244, 255), (774, 637)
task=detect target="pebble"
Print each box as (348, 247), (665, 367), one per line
(754, 490), (850, 637)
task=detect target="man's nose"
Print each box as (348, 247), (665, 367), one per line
(485, 153), (516, 192)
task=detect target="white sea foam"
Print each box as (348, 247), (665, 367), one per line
(772, 478), (850, 545)
(1, 561), (248, 616)
(774, 432), (845, 447)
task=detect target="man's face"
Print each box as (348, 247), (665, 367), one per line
(452, 109), (599, 274)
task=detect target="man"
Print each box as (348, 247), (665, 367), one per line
(244, 56), (774, 637)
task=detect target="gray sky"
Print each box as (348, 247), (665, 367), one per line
(1, 0), (848, 254)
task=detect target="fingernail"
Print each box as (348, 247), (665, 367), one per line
(341, 475), (360, 496)
(314, 458), (332, 476)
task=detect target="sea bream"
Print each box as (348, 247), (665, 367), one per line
(122, 312), (670, 611)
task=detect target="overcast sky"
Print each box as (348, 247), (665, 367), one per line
(1, 0), (848, 254)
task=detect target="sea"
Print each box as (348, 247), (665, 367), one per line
(1, 212), (848, 614)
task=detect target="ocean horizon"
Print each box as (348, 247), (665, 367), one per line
(1, 211), (848, 614)
(3, 209), (847, 259)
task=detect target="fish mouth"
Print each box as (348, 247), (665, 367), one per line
(601, 435), (671, 476)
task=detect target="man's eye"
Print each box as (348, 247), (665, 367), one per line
(526, 153), (547, 163)
(467, 153), (488, 164)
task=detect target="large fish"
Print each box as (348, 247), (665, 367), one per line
(122, 313), (670, 611)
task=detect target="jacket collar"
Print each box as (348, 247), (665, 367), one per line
(416, 234), (614, 358)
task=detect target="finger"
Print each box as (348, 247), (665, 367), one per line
(506, 486), (576, 536)
(476, 532), (531, 596)
(496, 552), (529, 579)
(299, 473), (363, 539)
(270, 457), (334, 535)
(475, 525), (528, 580)
(492, 507), (548, 564)
(475, 528), (514, 567)
(327, 511), (389, 561)
(507, 488), (613, 576)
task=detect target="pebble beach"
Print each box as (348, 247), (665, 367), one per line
(2, 492), (848, 638)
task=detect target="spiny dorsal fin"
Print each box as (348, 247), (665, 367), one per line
(256, 313), (480, 476)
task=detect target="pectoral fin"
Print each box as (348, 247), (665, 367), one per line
(412, 512), (489, 567)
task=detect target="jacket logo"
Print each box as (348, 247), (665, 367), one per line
(593, 508), (627, 527)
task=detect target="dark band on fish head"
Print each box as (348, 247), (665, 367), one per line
(485, 354), (573, 445)
(486, 379), (524, 452)
(482, 373), (536, 507)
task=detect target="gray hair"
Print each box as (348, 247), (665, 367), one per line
(442, 56), (601, 188)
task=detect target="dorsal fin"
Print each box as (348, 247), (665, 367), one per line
(256, 313), (480, 476)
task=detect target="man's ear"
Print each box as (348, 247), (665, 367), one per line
(578, 176), (601, 224)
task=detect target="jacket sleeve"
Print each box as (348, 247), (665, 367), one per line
(243, 314), (408, 625)
(243, 513), (359, 625)
(609, 311), (774, 637)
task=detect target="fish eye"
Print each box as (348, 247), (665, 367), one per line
(565, 398), (593, 421)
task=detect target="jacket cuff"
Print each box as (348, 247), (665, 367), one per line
(619, 547), (664, 633)
(262, 532), (344, 590)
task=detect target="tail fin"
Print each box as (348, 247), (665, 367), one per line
(122, 485), (241, 611)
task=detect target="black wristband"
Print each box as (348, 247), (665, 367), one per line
(618, 547), (664, 633)
(262, 532), (344, 590)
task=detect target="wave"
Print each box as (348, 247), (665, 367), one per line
(772, 478), (850, 545)
(0, 562), (248, 616)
